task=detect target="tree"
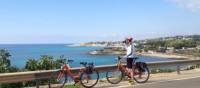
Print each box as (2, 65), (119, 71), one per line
(38, 55), (54, 70)
(54, 56), (66, 69)
(25, 59), (38, 71)
(0, 49), (23, 88)
(24, 56), (54, 87)
(0, 49), (11, 73)
(197, 41), (200, 48)
(8, 66), (20, 72)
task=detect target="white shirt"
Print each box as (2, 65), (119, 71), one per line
(125, 44), (135, 58)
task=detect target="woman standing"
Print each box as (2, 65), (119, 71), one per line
(123, 37), (135, 85)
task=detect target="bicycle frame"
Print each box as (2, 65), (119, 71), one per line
(49, 59), (99, 88)
(117, 58), (141, 78)
(57, 63), (84, 82)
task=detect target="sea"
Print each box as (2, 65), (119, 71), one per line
(0, 44), (172, 68)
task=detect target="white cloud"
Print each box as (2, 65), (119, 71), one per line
(168, 0), (200, 12)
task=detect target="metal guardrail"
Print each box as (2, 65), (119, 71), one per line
(1, 59), (200, 84)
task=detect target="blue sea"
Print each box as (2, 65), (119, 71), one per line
(0, 44), (172, 68)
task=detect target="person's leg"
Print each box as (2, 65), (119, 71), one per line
(127, 58), (133, 78)
(127, 58), (135, 85)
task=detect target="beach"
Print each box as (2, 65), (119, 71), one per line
(140, 53), (187, 59)
(139, 52), (200, 60)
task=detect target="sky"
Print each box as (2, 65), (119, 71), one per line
(0, 0), (200, 44)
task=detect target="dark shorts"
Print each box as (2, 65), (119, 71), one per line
(127, 58), (134, 69)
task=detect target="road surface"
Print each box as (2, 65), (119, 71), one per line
(94, 69), (200, 88)
(95, 76), (200, 88)
(136, 76), (200, 88)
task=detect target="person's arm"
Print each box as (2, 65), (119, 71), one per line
(122, 44), (127, 58)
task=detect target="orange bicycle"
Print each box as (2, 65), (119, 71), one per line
(48, 59), (99, 88)
(106, 56), (150, 84)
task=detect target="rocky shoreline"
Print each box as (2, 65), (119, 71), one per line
(89, 46), (126, 55)
(67, 43), (107, 47)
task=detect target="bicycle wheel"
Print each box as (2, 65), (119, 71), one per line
(106, 69), (123, 84)
(80, 69), (99, 88)
(49, 71), (66, 88)
(133, 66), (150, 83)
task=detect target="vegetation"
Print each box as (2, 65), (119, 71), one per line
(37, 55), (54, 70)
(0, 49), (67, 88)
(0, 49), (23, 88)
(64, 84), (83, 88)
(25, 55), (66, 71)
(25, 59), (38, 71)
(0, 49), (11, 73)
(151, 69), (175, 74)
(139, 39), (195, 51)
(136, 35), (200, 57)
(23, 55), (66, 87)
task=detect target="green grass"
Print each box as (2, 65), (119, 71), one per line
(63, 84), (83, 88)
(151, 69), (175, 74)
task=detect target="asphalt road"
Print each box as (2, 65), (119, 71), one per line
(94, 68), (200, 88)
(135, 77), (200, 88)
(95, 76), (200, 88)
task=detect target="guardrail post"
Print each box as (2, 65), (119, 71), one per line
(36, 79), (40, 88)
(177, 65), (181, 74)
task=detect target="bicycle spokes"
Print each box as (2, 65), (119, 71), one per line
(80, 69), (99, 88)
(49, 71), (66, 88)
(57, 72), (63, 81)
(83, 75), (91, 83)
(133, 67), (150, 83)
(106, 70), (123, 84)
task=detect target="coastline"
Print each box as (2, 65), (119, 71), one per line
(68, 43), (200, 60)
(89, 49), (198, 60)
(67, 43), (107, 47)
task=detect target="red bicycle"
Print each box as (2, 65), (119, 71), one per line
(48, 59), (99, 88)
(106, 56), (150, 84)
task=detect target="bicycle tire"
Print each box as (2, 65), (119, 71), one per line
(133, 66), (150, 83)
(48, 70), (66, 88)
(80, 69), (99, 88)
(106, 69), (123, 84)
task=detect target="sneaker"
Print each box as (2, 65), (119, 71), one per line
(128, 79), (134, 85)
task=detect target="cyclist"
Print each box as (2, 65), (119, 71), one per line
(123, 37), (135, 85)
